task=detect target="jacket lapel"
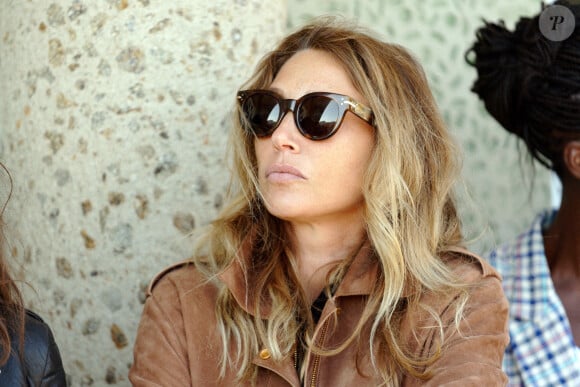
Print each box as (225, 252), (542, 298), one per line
(218, 237), (379, 386)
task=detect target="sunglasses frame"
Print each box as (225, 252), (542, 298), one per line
(237, 90), (373, 140)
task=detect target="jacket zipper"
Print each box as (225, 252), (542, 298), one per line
(309, 319), (329, 387)
(294, 347), (298, 370)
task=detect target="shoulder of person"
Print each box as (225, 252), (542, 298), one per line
(147, 259), (204, 296)
(23, 310), (67, 386)
(442, 246), (501, 282)
(23, 309), (53, 346)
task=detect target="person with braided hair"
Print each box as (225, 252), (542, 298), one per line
(467, 1), (580, 385)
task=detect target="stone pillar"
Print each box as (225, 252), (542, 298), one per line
(0, 1), (286, 385)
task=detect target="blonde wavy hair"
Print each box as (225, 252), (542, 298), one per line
(193, 17), (468, 385)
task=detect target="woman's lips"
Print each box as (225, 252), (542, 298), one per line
(266, 164), (306, 182)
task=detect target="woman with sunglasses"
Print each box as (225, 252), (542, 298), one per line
(467, 1), (580, 385)
(130, 18), (508, 386)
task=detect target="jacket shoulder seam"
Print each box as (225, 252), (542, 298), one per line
(444, 246), (498, 278)
(147, 260), (195, 295)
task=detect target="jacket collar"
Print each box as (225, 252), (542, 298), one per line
(217, 237), (378, 386)
(333, 241), (378, 297)
(217, 232), (258, 315)
(217, 237), (379, 317)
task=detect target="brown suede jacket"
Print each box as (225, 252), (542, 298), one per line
(130, 245), (509, 386)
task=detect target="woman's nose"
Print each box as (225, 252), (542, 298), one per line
(270, 111), (300, 151)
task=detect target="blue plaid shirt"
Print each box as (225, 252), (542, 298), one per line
(487, 210), (580, 386)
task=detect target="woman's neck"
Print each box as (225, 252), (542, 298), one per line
(286, 216), (367, 301)
(544, 182), (580, 278)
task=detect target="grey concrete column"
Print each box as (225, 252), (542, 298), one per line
(0, 1), (286, 385)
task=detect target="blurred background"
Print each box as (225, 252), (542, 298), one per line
(0, 1), (550, 385)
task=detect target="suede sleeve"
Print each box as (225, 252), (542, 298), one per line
(129, 273), (191, 387)
(425, 275), (508, 385)
(402, 258), (509, 386)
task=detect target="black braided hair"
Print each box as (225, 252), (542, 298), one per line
(466, 0), (580, 173)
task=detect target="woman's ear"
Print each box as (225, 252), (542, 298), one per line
(563, 140), (580, 179)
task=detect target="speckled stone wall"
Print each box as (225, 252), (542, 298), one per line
(0, 1), (286, 385)
(287, 0), (552, 254)
(0, 0), (554, 385)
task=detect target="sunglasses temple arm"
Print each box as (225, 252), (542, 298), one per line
(346, 100), (373, 123)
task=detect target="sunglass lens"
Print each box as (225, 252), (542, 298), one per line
(242, 93), (281, 137)
(298, 96), (339, 140)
